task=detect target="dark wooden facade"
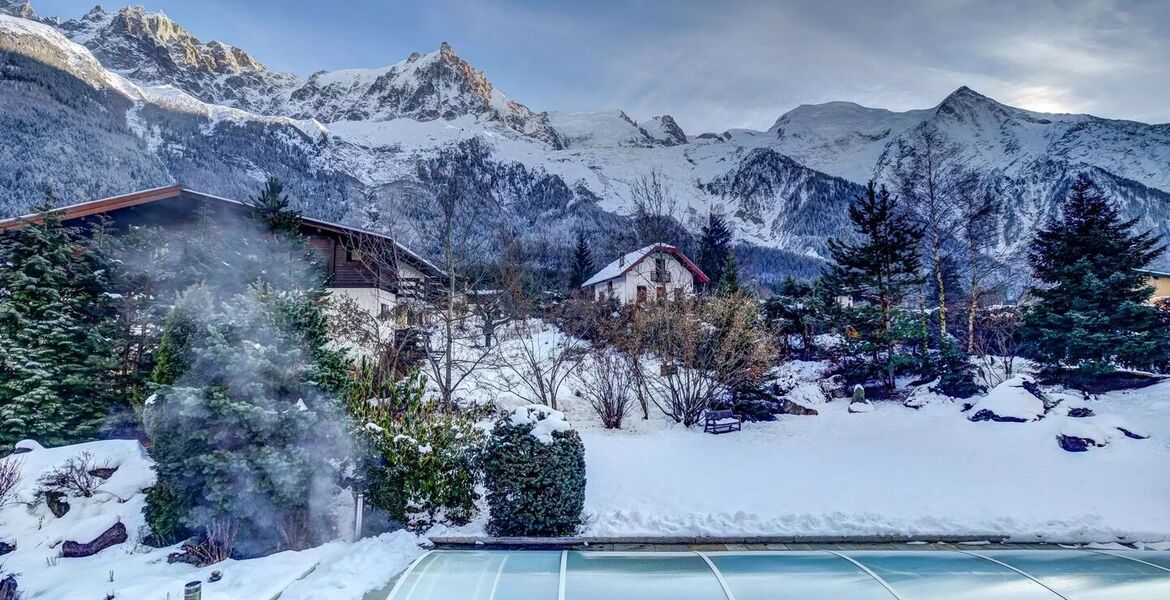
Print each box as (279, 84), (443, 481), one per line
(0, 185), (443, 293)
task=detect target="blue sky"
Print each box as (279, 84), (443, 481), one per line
(33, 0), (1170, 132)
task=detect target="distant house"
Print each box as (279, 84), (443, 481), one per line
(1137, 269), (1170, 302)
(582, 243), (709, 304)
(0, 185), (445, 328)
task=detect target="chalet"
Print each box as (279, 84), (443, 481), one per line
(582, 243), (709, 304)
(1137, 269), (1170, 302)
(0, 185), (444, 327)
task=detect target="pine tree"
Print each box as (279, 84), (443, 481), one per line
(0, 208), (121, 446)
(144, 191), (353, 555)
(717, 249), (744, 296)
(1022, 174), (1170, 375)
(825, 182), (925, 389)
(251, 177), (301, 237)
(567, 231), (594, 291)
(696, 212), (732, 289)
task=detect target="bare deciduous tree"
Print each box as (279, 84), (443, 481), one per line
(895, 128), (977, 340)
(493, 316), (585, 410)
(629, 169), (680, 246)
(0, 457), (22, 508)
(628, 293), (774, 427)
(578, 346), (637, 428)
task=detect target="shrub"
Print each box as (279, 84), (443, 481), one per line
(0, 457), (21, 508)
(144, 482), (191, 546)
(482, 406), (585, 537)
(36, 451), (106, 498)
(349, 370), (489, 531)
(932, 341), (985, 399)
(577, 347), (636, 429)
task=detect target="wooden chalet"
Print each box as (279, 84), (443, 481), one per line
(0, 185), (445, 329)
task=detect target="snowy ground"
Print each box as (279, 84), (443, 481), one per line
(574, 382), (1170, 542)
(0, 440), (425, 600)
(450, 328), (1170, 544)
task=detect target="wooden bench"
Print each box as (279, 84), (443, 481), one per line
(703, 409), (742, 434)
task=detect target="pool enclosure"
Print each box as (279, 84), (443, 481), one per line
(386, 549), (1170, 599)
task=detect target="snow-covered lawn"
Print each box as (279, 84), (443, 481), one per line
(570, 373), (1170, 542)
(0, 440), (424, 600)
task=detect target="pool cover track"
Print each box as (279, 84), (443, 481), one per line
(386, 549), (1170, 599)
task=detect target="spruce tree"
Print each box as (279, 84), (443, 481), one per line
(567, 231), (595, 291)
(251, 177), (301, 237)
(1022, 174), (1170, 375)
(145, 183), (352, 555)
(717, 249), (744, 296)
(697, 212), (732, 289)
(0, 209), (121, 447)
(825, 182), (925, 389)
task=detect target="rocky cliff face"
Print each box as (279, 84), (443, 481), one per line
(2, 3), (1170, 279)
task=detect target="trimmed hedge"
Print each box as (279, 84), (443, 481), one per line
(482, 410), (586, 537)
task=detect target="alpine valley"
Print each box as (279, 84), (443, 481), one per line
(2, 1), (1169, 282)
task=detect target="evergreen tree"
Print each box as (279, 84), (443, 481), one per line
(251, 177), (301, 237)
(717, 249), (744, 296)
(144, 188), (353, 555)
(696, 212), (733, 289)
(825, 182), (925, 389)
(567, 231), (594, 291)
(0, 208), (121, 447)
(1021, 174), (1170, 375)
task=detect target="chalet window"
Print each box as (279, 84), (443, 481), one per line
(656, 286), (666, 301)
(674, 288), (684, 302)
(636, 285), (648, 303)
(346, 248), (362, 262)
(380, 302), (391, 318)
(651, 255), (671, 283)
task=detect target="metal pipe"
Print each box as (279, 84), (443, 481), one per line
(354, 492), (365, 540)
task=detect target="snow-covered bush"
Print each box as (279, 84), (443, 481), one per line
(35, 451), (107, 499)
(482, 406), (585, 537)
(350, 370), (490, 532)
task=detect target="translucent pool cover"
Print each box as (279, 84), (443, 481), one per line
(386, 549), (1170, 599)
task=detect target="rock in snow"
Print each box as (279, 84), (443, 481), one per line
(968, 376), (1046, 422)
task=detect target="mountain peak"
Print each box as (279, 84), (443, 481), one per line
(0, 0), (36, 19)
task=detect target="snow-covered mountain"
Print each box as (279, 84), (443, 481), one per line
(1, 3), (1168, 279)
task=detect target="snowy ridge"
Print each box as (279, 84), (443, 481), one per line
(3, 4), (1170, 273)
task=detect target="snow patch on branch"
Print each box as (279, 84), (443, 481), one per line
(507, 404), (572, 444)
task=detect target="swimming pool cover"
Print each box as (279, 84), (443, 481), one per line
(386, 549), (1170, 599)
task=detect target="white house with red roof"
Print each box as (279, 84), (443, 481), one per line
(582, 243), (709, 304)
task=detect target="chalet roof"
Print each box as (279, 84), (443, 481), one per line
(581, 242), (709, 287)
(0, 185), (445, 279)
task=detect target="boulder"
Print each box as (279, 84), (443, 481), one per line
(967, 376), (1045, 423)
(88, 465), (119, 480)
(0, 540), (13, 556)
(0, 574), (16, 600)
(848, 400), (875, 413)
(61, 521), (128, 558)
(1057, 420), (1109, 452)
(777, 398), (818, 416)
(45, 491), (70, 518)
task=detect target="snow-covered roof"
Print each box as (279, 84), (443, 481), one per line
(581, 242), (709, 287)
